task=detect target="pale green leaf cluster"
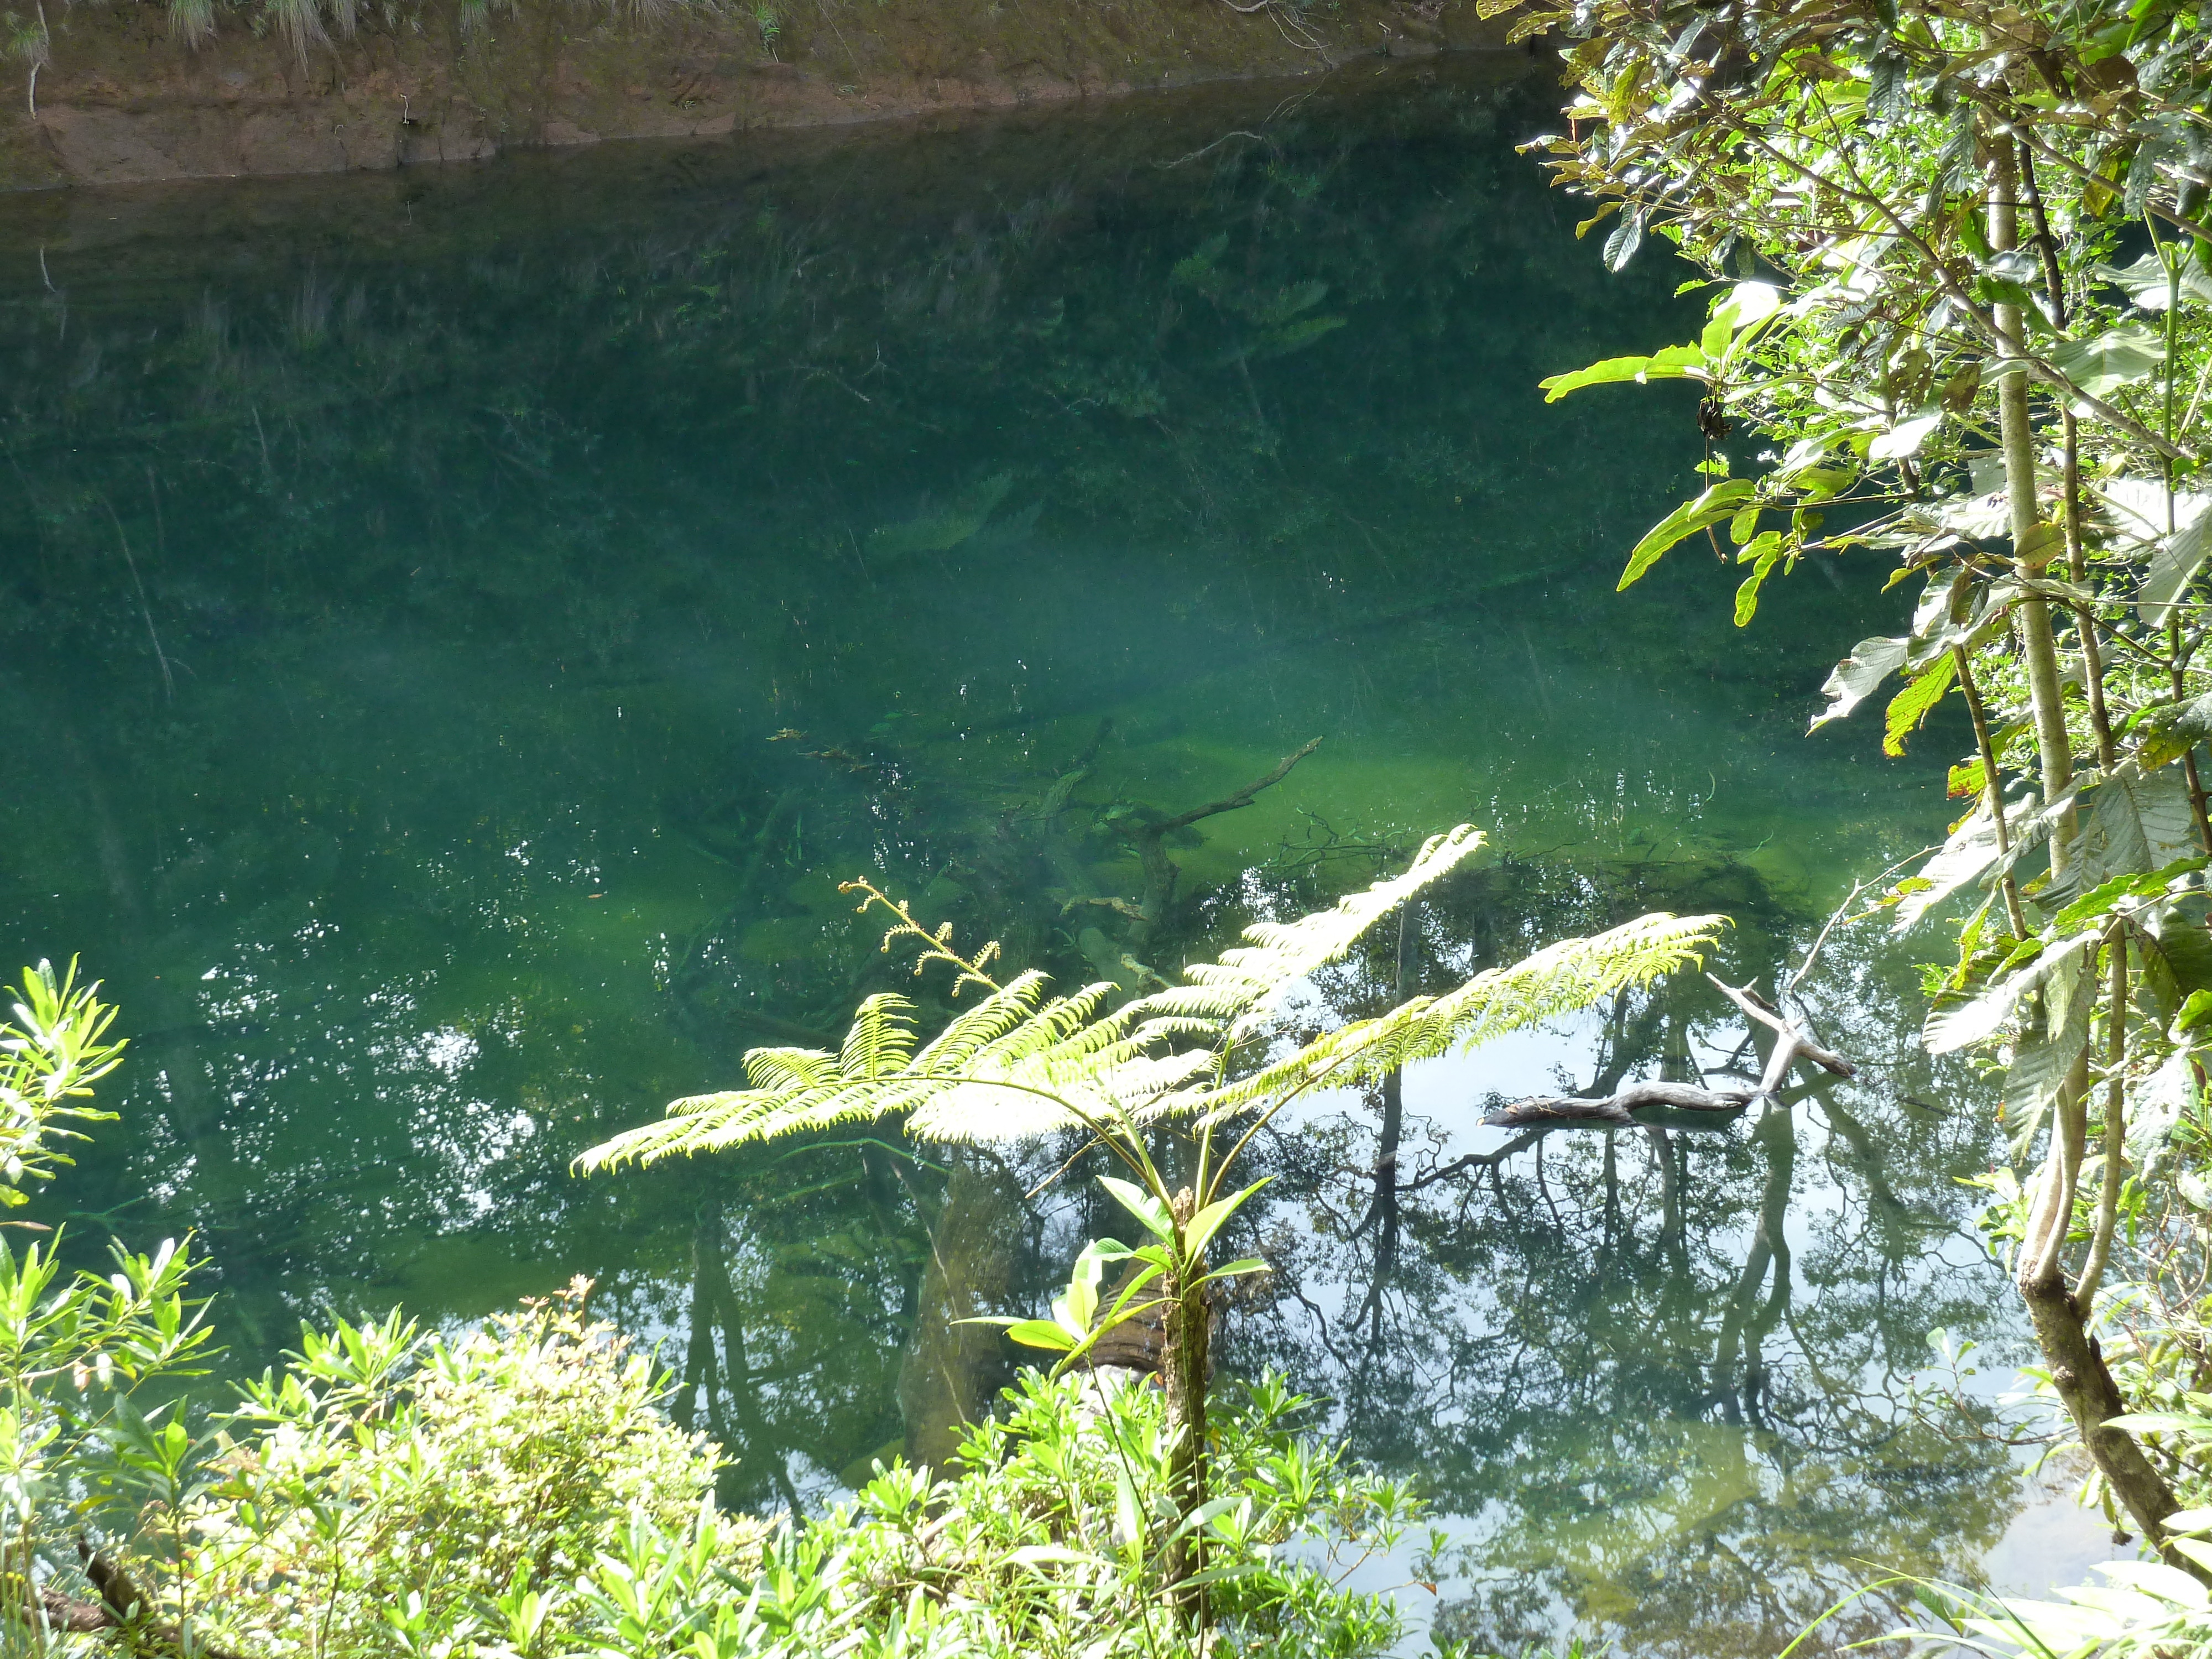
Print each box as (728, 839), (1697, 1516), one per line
(166, 1283), (754, 1659)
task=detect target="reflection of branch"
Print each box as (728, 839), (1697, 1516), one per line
(1125, 737), (1323, 943)
(1391, 1127), (1548, 1191)
(1152, 737), (1323, 835)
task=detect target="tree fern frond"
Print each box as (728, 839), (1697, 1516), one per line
(1120, 984), (1248, 1027)
(575, 1073), (891, 1170)
(577, 838), (1723, 1186)
(739, 1046), (842, 1093)
(1181, 825), (1486, 1039)
(967, 985), (1117, 1068)
(906, 1077), (1083, 1142)
(1193, 1013), (1413, 1123)
(1194, 912), (1724, 1119)
(842, 994), (919, 1082)
(914, 972), (1055, 1072)
(1387, 912), (1725, 1067)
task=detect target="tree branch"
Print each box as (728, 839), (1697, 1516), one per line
(1151, 738), (1324, 834)
(1482, 978), (1855, 1128)
(1484, 1081), (1755, 1128)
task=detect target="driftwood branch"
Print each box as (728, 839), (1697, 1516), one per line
(1482, 977), (1856, 1130)
(1704, 975), (1855, 1081)
(1484, 1081), (1755, 1128)
(12, 1539), (248, 1659)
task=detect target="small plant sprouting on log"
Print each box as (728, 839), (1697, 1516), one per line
(580, 823), (1728, 1620)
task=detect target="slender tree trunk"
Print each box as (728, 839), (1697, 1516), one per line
(1986, 133), (2205, 1580)
(1990, 140), (2075, 869)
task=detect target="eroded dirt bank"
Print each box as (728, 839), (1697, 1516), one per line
(1, 0), (1526, 189)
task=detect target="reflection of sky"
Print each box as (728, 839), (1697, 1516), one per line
(1269, 951), (2114, 1651)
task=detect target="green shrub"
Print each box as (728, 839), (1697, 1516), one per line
(573, 1366), (1430, 1659)
(118, 1322), (1427, 1659)
(163, 1284), (763, 1659)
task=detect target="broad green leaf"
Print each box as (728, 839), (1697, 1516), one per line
(1713, 279), (1782, 335)
(1097, 1176), (1174, 1243)
(2054, 764), (2203, 904)
(2136, 693), (2212, 770)
(2138, 500), (2212, 627)
(2096, 252), (2212, 311)
(1731, 531), (1786, 626)
(1869, 410), (1943, 461)
(2096, 1559), (2212, 1611)
(1882, 654), (1956, 757)
(1183, 1178), (1273, 1261)
(1539, 343), (1710, 403)
(1002, 1319), (1077, 1352)
(2001, 952), (2093, 1156)
(1115, 1465), (1144, 1548)
(1194, 1258), (1267, 1285)
(2107, 1410), (2212, 1435)
(1810, 636), (1910, 731)
(1786, 464), (1857, 500)
(1924, 933), (2098, 1054)
(1603, 212), (1644, 272)
(2047, 327), (2165, 398)
(1619, 480), (1756, 589)
(1056, 1237), (1129, 1334)
(1165, 1494), (1247, 1543)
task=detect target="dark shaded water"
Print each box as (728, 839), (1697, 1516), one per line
(0, 57), (2102, 1653)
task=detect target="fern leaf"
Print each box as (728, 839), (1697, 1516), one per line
(914, 972), (1055, 1071)
(1194, 911), (1725, 1118)
(841, 994), (919, 1082)
(1178, 825), (1486, 1039)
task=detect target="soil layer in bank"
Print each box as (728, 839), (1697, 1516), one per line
(1, 0), (1528, 189)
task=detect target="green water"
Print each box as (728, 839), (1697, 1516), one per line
(0, 56), (2099, 1653)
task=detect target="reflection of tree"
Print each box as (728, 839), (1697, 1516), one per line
(895, 1151), (1024, 1477)
(1209, 852), (2023, 1657)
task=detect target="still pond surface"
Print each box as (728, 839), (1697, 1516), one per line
(0, 55), (2114, 1653)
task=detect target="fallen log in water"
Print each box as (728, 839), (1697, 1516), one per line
(1484, 1081), (1755, 1128)
(1481, 976), (1855, 1129)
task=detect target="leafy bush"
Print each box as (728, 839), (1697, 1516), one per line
(113, 1322), (1427, 1659)
(162, 1285), (761, 1659)
(572, 1366), (1431, 1659)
